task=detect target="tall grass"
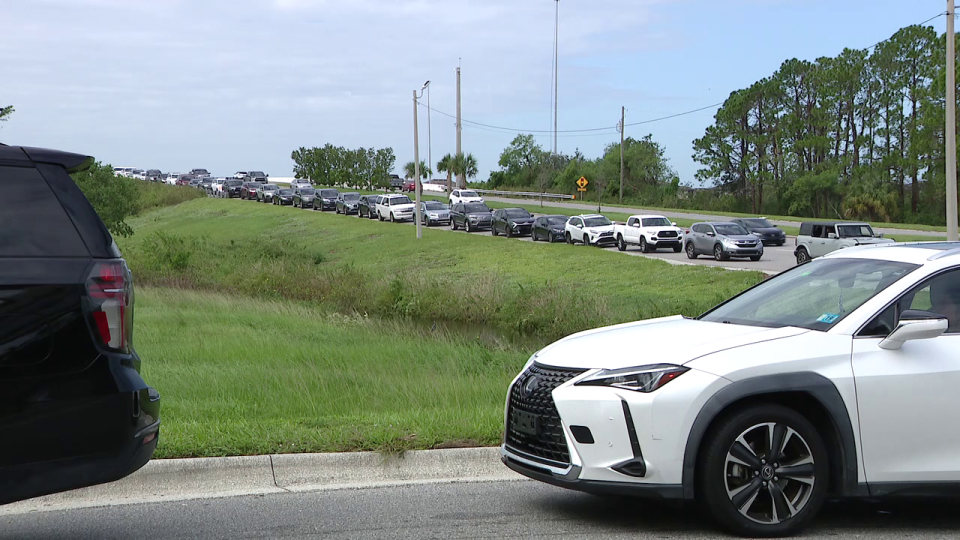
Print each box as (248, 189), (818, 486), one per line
(137, 287), (529, 457)
(136, 182), (206, 214)
(120, 198), (764, 341)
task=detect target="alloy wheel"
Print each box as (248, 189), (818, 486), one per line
(723, 422), (816, 526)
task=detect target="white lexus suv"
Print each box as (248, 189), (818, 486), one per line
(502, 242), (960, 536)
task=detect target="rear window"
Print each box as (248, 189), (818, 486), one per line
(0, 166), (88, 257)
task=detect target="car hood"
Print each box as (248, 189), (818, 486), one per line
(584, 225), (615, 234)
(459, 197), (485, 203)
(644, 226), (682, 234)
(466, 212), (492, 218)
(750, 227), (784, 235)
(509, 217), (535, 225)
(533, 316), (808, 371)
(722, 234), (760, 242)
(842, 237), (896, 244)
(391, 203), (415, 211)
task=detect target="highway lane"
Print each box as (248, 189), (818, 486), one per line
(4, 480), (959, 540)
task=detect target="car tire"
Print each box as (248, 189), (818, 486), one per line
(548, 234), (555, 244)
(491, 225), (498, 236)
(451, 219), (458, 231)
(685, 242), (697, 259)
(583, 233), (590, 246)
(466, 221), (473, 233)
(616, 235), (626, 251)
(639, 237), (650, 253)
(698, 404), (829, 537)
(532, 231), (538, 242)
(796, 247), (810, 265)
(673, 244), (683, 253)
(506, 226), (512, 238)
(565, 232), (573, 244)
(778, 241), (785, 247)
(714, 244), (729, 261)
(390, 212), (395, 222)
(750, 254), (762, 261)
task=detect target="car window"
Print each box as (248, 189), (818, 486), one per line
(715, 224), (748, 236)
(861, 268), (960, 336)
(583, 216), (611, 227)
(627, 217), (637, 227)
(0, 165), (88, 257)
(811, 225), (823, 238)
(505, 208), (531, 218)
(824, 225), (837, 238)
(641, 217), (671, 227)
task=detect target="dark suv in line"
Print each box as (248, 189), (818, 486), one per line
(0, 144), (161, 505)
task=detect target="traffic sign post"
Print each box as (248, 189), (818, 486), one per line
(576, 176), (588, 190)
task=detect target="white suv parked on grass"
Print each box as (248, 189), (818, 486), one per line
(376, 194), (415, 222)
(502, 242), (960, 536)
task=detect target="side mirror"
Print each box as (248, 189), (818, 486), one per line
(828, 233), (837, 239)
(671, 222), (677, 227)
(879, 310), (948, 350)
(706, 231), (715, 237)
(632, 222), (640, 228)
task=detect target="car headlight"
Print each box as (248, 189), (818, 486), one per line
(722, 239), (739, 248)
(576, 364), (689, 393)
(429, 213), (439, 218)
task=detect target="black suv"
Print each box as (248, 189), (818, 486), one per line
(450, 202), (493, 232)
(0, 144), (161, 505)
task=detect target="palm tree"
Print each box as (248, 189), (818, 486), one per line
(436, 153), (453, 193)
(450, 153), (478, 188)
(402, 161), (431, 180)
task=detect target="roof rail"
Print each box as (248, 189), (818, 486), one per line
(928, 244), (960, 260)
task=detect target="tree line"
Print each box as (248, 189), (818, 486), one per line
(486, 133), (678, 203)
(402, 152), (480, 191)
(693, 24), (959, 225)
(291, 144), (396, 189)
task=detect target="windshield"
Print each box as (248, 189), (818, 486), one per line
(838, 224), (875, 238)
(424, 202), (446, 210)
(299, 188), (315, 195)
(460, 190), (479, 197)
(226, 180), (242, 186)
(319, 190), (338, 197)
(583, 216), (612, 227)
(545, 216), (568, 226)
(263, 184), (279, 190)
(464, 203), (490, 213)
(715, 224), (749, 236)
(505, 208), (532, 218)
(249, 171), (265, 176)
(641, 217), (671, 227)
(743, 218), (774, 228)
(343, 193), (360, 201)
(390, 196), (412, 205)
(700, 258), (917, 331)
(278, 189), (293, 195)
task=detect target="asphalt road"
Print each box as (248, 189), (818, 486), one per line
(287, 201), (795, 274)
(4, 480), (960, 540)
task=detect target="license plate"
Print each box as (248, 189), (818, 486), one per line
(511, 409), (539, 436)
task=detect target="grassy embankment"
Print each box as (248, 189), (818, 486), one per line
(121, 195), (765, 457)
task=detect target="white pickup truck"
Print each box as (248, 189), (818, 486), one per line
(613, 214), (685, 253)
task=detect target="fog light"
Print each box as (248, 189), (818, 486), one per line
(142, 433), (156, 445)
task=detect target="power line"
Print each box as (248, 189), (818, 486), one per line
(865, 12), (945, 51)
(623, 102), (723, 127)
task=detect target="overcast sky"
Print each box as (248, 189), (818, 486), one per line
(0, 0), (949, 184)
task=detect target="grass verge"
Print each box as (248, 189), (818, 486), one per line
(138, 287), (529, 458)
(120, 198), (764, 341)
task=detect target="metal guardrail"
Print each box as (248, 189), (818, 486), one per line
(471, 189), (575, 200)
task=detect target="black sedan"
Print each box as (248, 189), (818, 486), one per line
(272, 188), (295, 206)
(293, 187), (316, 208)
(731, 218), (786, 246)
(450, 202), (493, 232)
(221, 179), (243, 198)
(314, 188), (339, 211)
(491, 208), (534, 237)
(336, 192), (361, 214)
(358, 195), (379, 218)
(531, 215), (569, 243)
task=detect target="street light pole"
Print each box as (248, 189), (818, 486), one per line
(947, 0), (958, 241)
(413, 81), (430, 240)
(413, 89), (422, 239)
(427, 84), (432, 187)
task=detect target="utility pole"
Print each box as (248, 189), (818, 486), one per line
(553, 0), (559, 156)
(413, 89), (422, 239)
(619, 106), (625, 204)
(456, 66), (463, 188)
(948, 0), (958, 241)
(427, 84), (432, 187)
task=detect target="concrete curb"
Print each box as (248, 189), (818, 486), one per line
(0, 447), (523, 516)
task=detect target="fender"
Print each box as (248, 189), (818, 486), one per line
(681, 372), (861, 499)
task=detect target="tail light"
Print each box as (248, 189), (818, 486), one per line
(685, 229), (690, 234)
(85, 261), (134, 353)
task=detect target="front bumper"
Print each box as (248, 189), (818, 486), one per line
(392, 211), (414, 221)
(510, 224), (533, 235)
(320, 200), (336, 210)
(758, 235), (786, 245)
(591, 234), (617, 246)
(466, 219), (492, 230)
(722, 246), (763, 257)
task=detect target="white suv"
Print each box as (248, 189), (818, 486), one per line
(563, 214), (616, 246)
(449, 189), (484, 205)
(502, 242), (960, 536)
(376, 194), (415, 222)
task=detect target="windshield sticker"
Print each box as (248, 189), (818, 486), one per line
(816, 313), (839, 324)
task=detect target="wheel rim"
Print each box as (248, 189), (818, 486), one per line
(715, 246), (722, 260)
(724, 422), (816, 526)
(687, 244), (694, 257)
(640, 238), (646, 250)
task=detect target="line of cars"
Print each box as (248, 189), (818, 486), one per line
(220, 183), (896, 265)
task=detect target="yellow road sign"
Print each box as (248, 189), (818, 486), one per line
(577, 187), (587, 192)
(576, 176), (588, 189)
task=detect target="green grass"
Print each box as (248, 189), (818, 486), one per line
(137, 287), (529, 458)
(136, 182), (207, 214)
(120, 198), (763, 341)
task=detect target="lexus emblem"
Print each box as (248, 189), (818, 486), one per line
(522, 375), (539, 397)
